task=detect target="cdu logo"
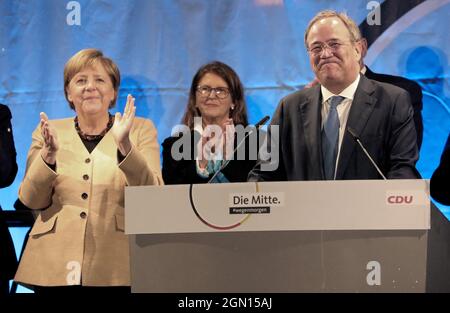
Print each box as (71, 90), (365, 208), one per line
(385, 190), (420, 206)
(387, 195), (413, 204)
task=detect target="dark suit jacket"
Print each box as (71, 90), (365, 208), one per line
(248, 75), (420, 181)
(162, 130), (260, 184)
(364, 66), (423, 149)
(0, 104), (18, 280)
(430, 133), (450, 205)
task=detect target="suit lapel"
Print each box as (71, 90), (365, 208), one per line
(298, 86), (324, 177)
(336, 76), (377, 179)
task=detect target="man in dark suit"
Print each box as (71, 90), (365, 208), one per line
(249, 10), (419, 181)
(359, 38), (424, 149)
(430, 133), (450, 205)
(0, 103), (18, 295)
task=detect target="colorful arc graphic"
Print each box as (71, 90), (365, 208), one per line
(189, 184), (251, 230)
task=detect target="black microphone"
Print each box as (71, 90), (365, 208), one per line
(207, 115), (270, 183)
(347, 127), (387, 180)
(254, 115), (270, 129)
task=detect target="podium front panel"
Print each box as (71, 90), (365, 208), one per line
(125, 180), (450, 292)
(129, 229), (429, 292)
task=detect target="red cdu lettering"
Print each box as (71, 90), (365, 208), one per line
(404, 196), (413, 204)
(388, 196), (396, 204)
(387, 195), (413, 204)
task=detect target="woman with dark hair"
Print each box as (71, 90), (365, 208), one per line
(162, 61), (259, 184)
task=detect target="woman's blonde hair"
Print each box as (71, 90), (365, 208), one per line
(63, 48), (120, 110)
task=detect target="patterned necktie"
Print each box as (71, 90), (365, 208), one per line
(322, 96), (345, 180)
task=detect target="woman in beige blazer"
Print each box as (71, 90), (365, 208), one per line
(14, 49), (163, 294)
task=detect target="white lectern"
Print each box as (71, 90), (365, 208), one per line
(125, 180), (450, 292)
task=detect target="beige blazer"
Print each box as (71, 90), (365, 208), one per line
(14, 117), (163, 287)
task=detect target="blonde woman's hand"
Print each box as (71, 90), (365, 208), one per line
(112, 94), (136, 156)
(40, 112), (59, 165)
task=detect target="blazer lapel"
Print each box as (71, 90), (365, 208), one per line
(94, 130), (117, 158)
(59, 118), (89, 155)
(298, 86), (324, 177)
(336, 75), (377, 179)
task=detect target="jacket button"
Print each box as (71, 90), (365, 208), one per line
(85, 158), (91, 163)
(80, 212), (87, 219)
(83, 174), (89, 181)
(81, 193), (88, 200)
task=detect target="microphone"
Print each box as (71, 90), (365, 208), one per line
(347, 127), (387, 180)
(254, 115), (270, 129)
(207, 115), (270, 183)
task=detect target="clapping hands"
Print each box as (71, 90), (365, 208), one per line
(112, 94), (136, 156)
(198, 118), (235, 169)
(40, 112), (59, 165)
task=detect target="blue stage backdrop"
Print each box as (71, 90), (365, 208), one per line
(0, 0), (449, 292)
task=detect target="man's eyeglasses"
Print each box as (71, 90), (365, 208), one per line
(307, 40), (351, 56)
(196, 86), (230, 99)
